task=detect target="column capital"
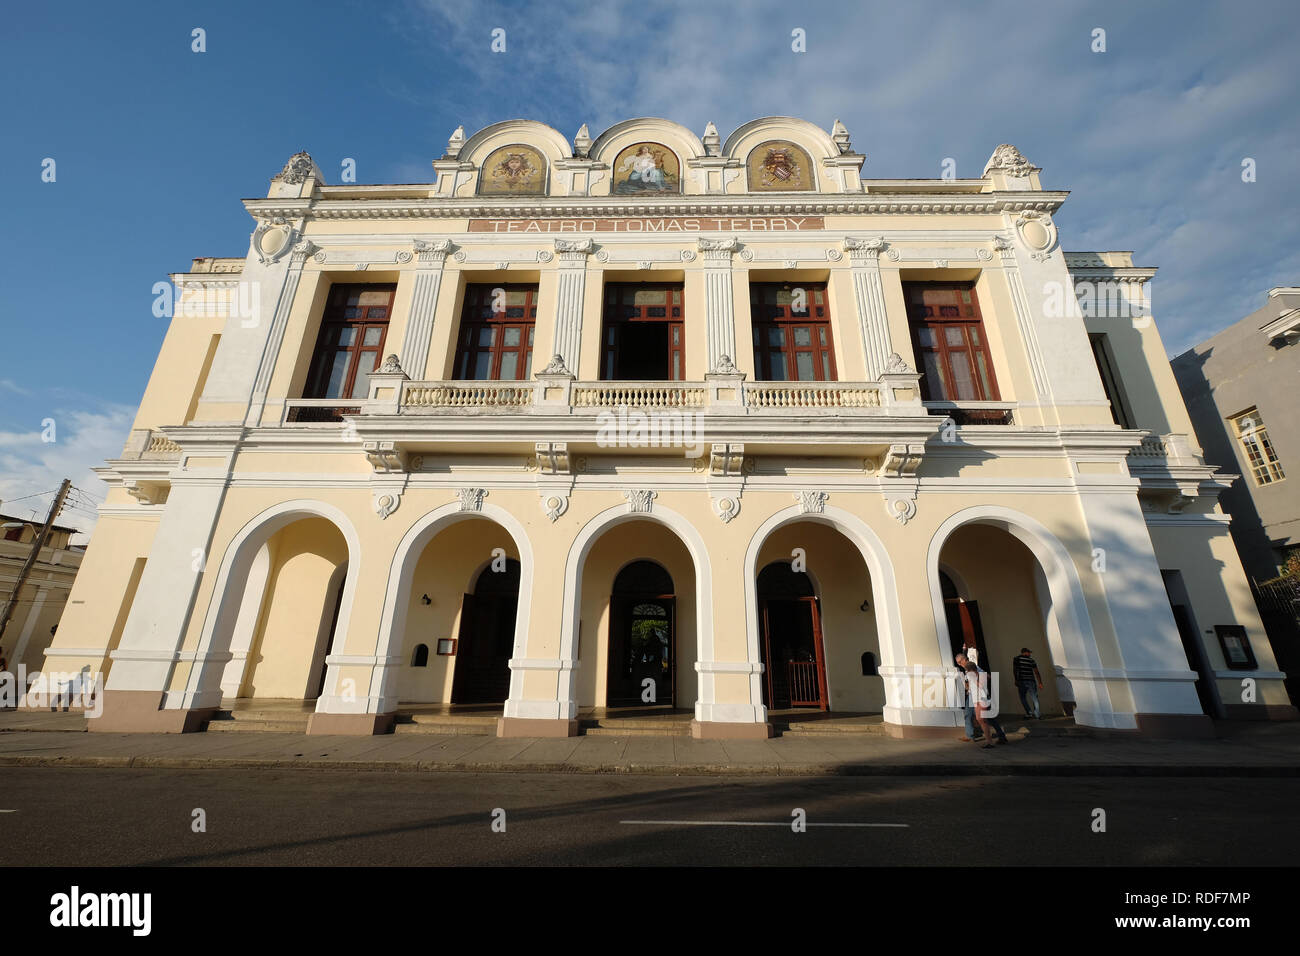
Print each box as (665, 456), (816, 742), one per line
(698, 237), (740, 261)
(554, 238), (596, 264)
(409, 238), (453, 266)
(844, 236), (897, 262)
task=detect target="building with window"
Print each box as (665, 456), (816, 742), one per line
(1, 514), (83, 673)
(47, 117), (1294, 737)
(1172, 288), (1299, 580)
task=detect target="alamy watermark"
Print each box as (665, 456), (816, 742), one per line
(596, 405), (705, 458)
(1, 666), (104, 718)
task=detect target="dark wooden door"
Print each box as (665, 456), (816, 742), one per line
(760, 597), (828, 710)
(451, 592), (516, 705)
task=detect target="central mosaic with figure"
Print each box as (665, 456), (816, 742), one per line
(612, 142), (680, 194)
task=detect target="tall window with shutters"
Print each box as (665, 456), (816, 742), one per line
(453, 284), (538, 380)
(750, 282), (837, 381)
(904, 282), (1002, 418)
(305, 284), (395, 400)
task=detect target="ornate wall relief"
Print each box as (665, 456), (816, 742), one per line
(746, 140), (815, 191)
(478, 144), (547, 195)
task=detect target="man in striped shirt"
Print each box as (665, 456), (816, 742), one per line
(1012, 647), (1044, 719)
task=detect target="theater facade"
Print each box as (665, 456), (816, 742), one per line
(48, 116), (1294, 737)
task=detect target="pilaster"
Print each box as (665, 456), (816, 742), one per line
(698, 237), (739, 369)
(397, 239), (452, 380)
(843, 237), (897, 379)
(552, 239), (594, 371)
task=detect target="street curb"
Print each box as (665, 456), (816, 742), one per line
(0, 753), (1296, 777)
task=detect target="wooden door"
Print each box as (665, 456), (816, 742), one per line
(451, 592), (516, 705)
(760, 597), (828, 710)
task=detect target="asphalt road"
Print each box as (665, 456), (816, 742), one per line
(1, 767), (1296, 866)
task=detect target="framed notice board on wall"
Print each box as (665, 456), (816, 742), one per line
(1214, 625), (1257, 670)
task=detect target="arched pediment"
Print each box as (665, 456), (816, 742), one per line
(589, 118), (705, 196)
(724, 117), (843, 193)
(459, 120), (571, 197)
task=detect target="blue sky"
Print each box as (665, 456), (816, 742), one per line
(2, 0), (1297, 536)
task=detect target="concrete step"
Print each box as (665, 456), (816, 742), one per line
(580, 717), (692, 737)
(207, 709), (311, 733)
(393, 721), (496, 736)
(778, 722), (888, 737)
(207, 719), (311, 733)
(582, 725), (691, 737)
(391, 713), (498, 736)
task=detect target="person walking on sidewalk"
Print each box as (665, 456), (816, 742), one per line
(955, 653), (983, 742)
(1012, 647), (1044, 719)
(964, 660), (1008, 748)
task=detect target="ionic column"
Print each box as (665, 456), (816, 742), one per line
(843, 237), (896, 380)
(698, 238), (739, 370)
(552, 239), (594, 372)
(398, 239), (452, 380)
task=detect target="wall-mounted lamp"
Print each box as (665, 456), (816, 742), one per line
(420, 594), (432, 605)
(859, 599), (871, 612)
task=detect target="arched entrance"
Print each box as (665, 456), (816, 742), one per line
(388, 514), (524, 710)
(928, 510), (1105, 723)
(606, 560), (676, 707)
(187, 501), (360, 713)
(228, 518), (349, 701)
(744, 509), (893, 723)
(757, 561), (828, 710)
(451, 558), (521, 705)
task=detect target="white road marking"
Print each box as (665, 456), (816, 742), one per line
(620, 820), (908, 828)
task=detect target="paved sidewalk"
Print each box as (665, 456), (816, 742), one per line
(1, 710), (1297, 776)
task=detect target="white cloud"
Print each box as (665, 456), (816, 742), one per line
(0, 404), (134, 544)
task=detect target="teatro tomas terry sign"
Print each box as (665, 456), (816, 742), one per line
(469, 216), (826, 233)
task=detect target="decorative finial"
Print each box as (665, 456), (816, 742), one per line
(983, 143), (1037, 178)
(272, 151), (321, 185)
(573, 123), (592, 158)
(446, 125), (465, 159)
(538, 354), (573, 376)
(702, 121), (721, 157)
(831, 119), (851, 154)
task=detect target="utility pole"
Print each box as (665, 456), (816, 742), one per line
(0, 478), (72, 659)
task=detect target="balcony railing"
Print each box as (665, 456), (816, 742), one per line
(572, 383), (707, 409)
(405, 383), (533, 409)
(281, 399), (368, 424)
(744, 382), (881, 409)
(923, 401), (1017, 426)
(280, 365), (934, 424)
(1126, 432), (1204, 467)
(386, 378), (904, 416)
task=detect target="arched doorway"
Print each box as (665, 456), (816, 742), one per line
(235, 517), (350, 701)
(757, 561), (828, 710)
(935, 523), (1069, 719)
(606, 560), (675, 707)
(451, 558), (520, 705)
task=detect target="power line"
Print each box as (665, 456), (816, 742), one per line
(0, 489), (62, 508)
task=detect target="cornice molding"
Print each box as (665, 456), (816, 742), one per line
(242, 191), (1068, 223)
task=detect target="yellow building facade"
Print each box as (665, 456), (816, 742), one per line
(48, 117), (1294, 737)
